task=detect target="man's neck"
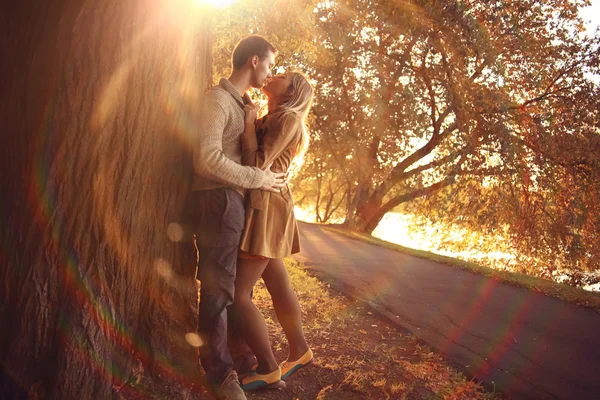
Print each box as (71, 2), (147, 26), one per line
(228, 71), (251, 96)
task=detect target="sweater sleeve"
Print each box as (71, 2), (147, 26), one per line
(194, 96), (265, 189)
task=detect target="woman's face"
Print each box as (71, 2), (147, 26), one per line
(261, 72), (294, 101)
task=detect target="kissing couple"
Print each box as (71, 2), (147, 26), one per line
(180, 35), (314, 400)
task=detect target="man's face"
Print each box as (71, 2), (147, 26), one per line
(250, 50), (276, 89)
(261, 72), (293, 99)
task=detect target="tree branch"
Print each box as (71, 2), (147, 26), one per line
(378, 176), (457, 216)
(402, 149), (465, 180)
(378, 164), (504, 218)
(390, 121), (458, 183)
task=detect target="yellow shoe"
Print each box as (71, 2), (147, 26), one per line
(280, 349), (314, 380)
(241, 367), (285, 391)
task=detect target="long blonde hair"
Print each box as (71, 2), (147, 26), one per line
(265, 72), (313, 173)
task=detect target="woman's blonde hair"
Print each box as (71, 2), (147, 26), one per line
(265, 72), (313, 174)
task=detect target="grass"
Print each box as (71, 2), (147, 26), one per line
(245, 258), (502, 400)
(323, 225), (600, 313)
(125, 258), (503, 399)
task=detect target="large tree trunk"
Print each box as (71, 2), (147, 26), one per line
(0, 1), (210, 398)
(343, 181), (382, 233)
(344, 201), (384, 234)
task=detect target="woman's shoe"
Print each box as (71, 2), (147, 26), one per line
(241, 367), (286, 391)
(234, 355), (258, 379)
(280, 349), (314, 380)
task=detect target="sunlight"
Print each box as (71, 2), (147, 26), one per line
(294, 206), (318, 223)
(372, 212), (517, 263)
(295, 205), (521, 271)
(195, 0), (236, 8)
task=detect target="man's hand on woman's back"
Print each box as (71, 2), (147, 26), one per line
(260, 162), (286, 192)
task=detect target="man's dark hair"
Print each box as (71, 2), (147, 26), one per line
(232, 35), (277, 70)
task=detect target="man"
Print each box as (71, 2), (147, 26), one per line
(184, 35), (283, 400)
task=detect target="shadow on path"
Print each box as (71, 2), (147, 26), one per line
(294, 222), (600, 400)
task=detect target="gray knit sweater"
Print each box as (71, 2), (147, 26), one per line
(192, 78), (265, 192)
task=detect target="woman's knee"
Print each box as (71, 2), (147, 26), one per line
(265, 278), (292, 299)
(233, 288), (252, 306)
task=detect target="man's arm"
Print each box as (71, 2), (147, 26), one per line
(194, 96), (265, 189)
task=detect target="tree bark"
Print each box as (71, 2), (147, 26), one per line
(349, 175), (459, 234)
(0, 1), (210, 398)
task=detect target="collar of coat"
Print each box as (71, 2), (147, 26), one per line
(218, 78), (245, 108)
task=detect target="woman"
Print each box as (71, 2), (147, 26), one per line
(233, 72), (314, 391)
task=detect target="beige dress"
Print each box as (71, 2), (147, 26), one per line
(238, 115), (301, 258)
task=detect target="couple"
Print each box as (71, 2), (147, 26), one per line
(182, 35), (314, 400)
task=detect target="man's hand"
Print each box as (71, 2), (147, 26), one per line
(243, 93), (259, 125)
(260, 162), (286, 192)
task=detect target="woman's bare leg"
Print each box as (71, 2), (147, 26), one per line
(233, 258), (278, 374)
(262, 258), (309, 361)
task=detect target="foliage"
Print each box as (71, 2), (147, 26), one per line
(306, 0), (600, 281)
(210, 0), (319, 81)
(304, 0), (600, 231)
(292, 147), (349, 223)
(208, 0), (600, 281)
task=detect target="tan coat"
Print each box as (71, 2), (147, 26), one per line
(238, 116), (301, 258)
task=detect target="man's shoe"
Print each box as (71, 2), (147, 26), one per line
(241, 368), (286, 391)
(234, 354), (258, 378)
(280, 349), (313, 380)
(216, 371), (247, 400)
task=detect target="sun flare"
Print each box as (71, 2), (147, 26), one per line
(195, 0), (235, 8)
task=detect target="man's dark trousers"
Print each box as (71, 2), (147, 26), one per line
(182, 187), (246, 386)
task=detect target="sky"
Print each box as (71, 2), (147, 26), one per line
(581, 0), (600, 34)
(581, 1), (600, 82)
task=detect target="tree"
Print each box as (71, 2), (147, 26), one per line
(303, 0), (599, 235)
(406, 77), (600, 285)
(0, 1), (212, 397)
(294, 0), (600, 283)
(292, 140), (348, 223)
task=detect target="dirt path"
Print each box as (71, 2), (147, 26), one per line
(293, 222), (600, 399)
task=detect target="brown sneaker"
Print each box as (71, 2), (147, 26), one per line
(216, 371), (247, 400)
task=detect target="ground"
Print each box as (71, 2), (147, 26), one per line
(324, 225), (600, 313)
(243, 259), (500, 400)
(125, 259), (501, 399)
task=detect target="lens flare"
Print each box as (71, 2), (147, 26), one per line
(185, 332), (204, 348)
(155, 259), (174, 280)
(167, 223), (185, 242)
